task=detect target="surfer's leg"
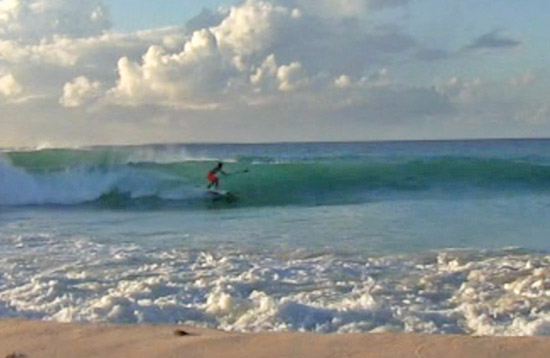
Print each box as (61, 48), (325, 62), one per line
(207, 176), (218, 189)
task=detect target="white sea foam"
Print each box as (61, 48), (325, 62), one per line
(0, 159), (202, 206)
(1, 231), (550, 335)
(0, 160), (120, 206)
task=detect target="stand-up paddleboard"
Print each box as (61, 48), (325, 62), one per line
(206, 189), (238, 202)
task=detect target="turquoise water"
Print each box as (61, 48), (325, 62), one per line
(2, 140), (550, 335)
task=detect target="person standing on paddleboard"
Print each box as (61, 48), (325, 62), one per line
(207, 162), (227, 190)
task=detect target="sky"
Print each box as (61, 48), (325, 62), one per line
(104, 0), (238, 33)
(0, 0), (549, 147)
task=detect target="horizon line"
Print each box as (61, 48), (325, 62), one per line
(4, 136), (550, 151)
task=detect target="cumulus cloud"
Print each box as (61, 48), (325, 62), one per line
(211, 0), (301, 59)
(276, 61), (306, 91)
(102, 0), (421, 110)
(0, 28), (181, 110)
(106, 29), (235, 109)
(334, 75), (353, 89)
(60, 76), (101, 107)
(249, 54), (310, 94)
(0, 73), (23, 98)
(331, 68), (389, 90)
(105, 1), (313, 108)
(250, 54), (278, 88)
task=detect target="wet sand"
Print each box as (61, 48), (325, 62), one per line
(1, 319), (549, 358)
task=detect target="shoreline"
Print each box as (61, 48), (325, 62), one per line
(1, 320), (550, 358)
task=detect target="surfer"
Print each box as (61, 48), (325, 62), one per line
(207, 162), (227, 190)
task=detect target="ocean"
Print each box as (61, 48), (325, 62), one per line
(2, 139), (550, 335)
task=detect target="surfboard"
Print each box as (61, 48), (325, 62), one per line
(207, 189), (228, 196)
(206, 189), (238, 202)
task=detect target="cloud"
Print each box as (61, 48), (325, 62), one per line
(245, 66), (452, 124)
(334, 74), (353, 88)
(249, 54), (308, 93)
(0, 0), (110, 42)
(102, 0), (419, 110)
(0, 38), (79, 66)
(433, 73), (550, 136)
(211, 0), (302, 58)
(0, 72), (23, 98)
(436, 77), (484, 104)
(0, 27), (182, 109)
(0, 0), (424, 113)
(106, 29), (235, 109)
(276, 61), (306, 91)
(269, 19), (416, 75)
(105, 1), (312, 108)
(0, 0), (544, 147)
(60, 76), (101, 107)
(467, 31), (521, 50)
(333, 85), (453, 122)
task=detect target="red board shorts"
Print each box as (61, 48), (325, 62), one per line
(207, 171), (218, 183)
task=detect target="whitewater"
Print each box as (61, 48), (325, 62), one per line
(3, 139), (550, 335)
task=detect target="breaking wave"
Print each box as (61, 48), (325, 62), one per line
(3, 145), (550, 207)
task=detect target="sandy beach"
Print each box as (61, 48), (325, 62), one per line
(0, 320), (549, 358)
